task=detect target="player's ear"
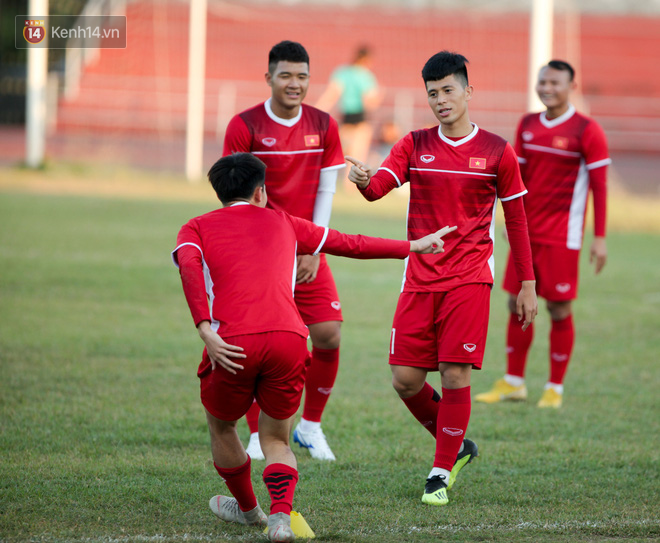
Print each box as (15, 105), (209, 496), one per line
(265, 71), (273, 87)
(465, 84), (474, 101)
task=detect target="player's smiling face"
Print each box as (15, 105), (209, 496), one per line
(426, 74), (473, 131)
(266, 60), (310, 119)
(536, 66), (574, 112)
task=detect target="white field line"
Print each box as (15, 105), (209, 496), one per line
(17, 518), (659, 542)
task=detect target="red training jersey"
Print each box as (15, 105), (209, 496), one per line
(515, 105), (610, 249)
(360, 124), (533, 292)
(172, 204), (410, 338)
(223, 99), (345, 221)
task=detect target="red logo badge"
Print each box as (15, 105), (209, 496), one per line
(553, 136), (569, 150)
(23, 20), (46, 44)
(469, 157), (486, 169)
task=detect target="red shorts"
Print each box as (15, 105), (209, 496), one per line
(389, 283), (491, 371)
(502, 243), (580, 301)
(294, 254), (343, 325)
(198, 331), (310, 421)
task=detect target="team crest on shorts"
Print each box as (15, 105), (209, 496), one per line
(463, 343), (477, 353)
(331, 301), (341, 310)
(555, 283), (571, 293)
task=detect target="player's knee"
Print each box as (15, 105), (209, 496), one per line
(310, 322), (341, 349)
(391, 375), (420, 398)
(507, 295), (518, 314)
(547, 300), (571, 321)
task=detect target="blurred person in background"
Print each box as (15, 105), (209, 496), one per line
(223, 40), (345, 462)
(476, 60), (610, 409)
(316, 45), (382, 187)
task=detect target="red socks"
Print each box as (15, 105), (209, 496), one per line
(263, 463), (299, 515)
(402, 382), (441, 437)
(506, 312), (534, 378)
(301, 347), (339, 422)
(549, 315), (574, 385)
(214, 458), (257, 512)
(434, 387), (471, 471)
(245, 399), (260, 434)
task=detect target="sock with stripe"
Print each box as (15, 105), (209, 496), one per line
(434, 386), (471, 471)
(302, 346), (339, 422)
(506, 312), (534, 378)
(549, 314), (574, 386)
(401, 382), (441, 437)
(263, 463), (299, 515)
(214, 457), (257, 512)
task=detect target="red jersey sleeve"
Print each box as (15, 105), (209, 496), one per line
(497, 143), (528, 201)
(222, 114), (253, 155)
(172, 221), (211, 326)
(321, 115), (345, 170)
(589, 166), (607, 237)
(358, 133), (413, 201)
(582, 120), (609, 237)
(582, 120), (611, 170)
(287, 214), (410, 259)
(501, 196), (535, 282)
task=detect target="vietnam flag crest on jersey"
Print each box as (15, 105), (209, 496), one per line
(552, 136), (569, 150)
(305, 134), (320, 147)
(469, 157), (487, 169)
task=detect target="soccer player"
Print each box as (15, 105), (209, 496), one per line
(172, 152), (456, 541)
(346, 51), (538, 506)
(223, 41), (345, 461)
(475, 60), (610, 409)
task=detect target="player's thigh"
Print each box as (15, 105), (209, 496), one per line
(389, 292), (438, 369)
(255, 332), (310, 421)
(436, 284), (491, 370)
(294, 255), (343, 325)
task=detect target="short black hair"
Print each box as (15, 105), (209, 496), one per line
(268, 41), (309, 74)
(422, 51), (469, 87)
(546, 59), (575, 81)
(207, 153), (266, 205)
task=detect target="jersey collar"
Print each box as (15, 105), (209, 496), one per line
(540, 103), (576, 129)
(264, 98), (303, 127)
(437, 123), (479, 147)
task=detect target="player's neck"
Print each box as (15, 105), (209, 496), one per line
(269, 101), (301, 120)
(440, 116), (473, 139)
(545, 102), (570, 120)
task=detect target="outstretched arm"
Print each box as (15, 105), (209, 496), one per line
(589, 165), (608, 274)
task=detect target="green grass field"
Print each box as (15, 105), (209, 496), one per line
(1, 176), (659, 542)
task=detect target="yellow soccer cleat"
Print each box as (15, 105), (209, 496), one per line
(421, 475), (449, 506)
(264, 511), (315, 539)
(474, 378), (528, 404)
(537, 388), (563, 408)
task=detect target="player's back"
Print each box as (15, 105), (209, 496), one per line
(182, 204), (307, 338)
